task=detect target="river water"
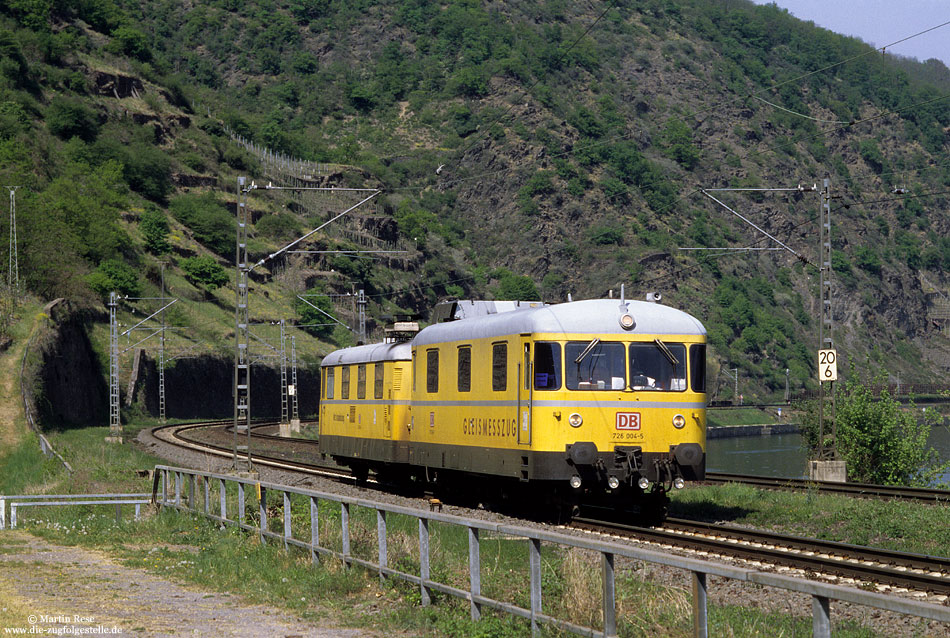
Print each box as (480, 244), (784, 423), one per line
(706, 424), (950, 484)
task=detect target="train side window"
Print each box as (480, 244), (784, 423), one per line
(325, 368), (335, 399)
(357, 364), (366, 399)
(341, 366), (350, 399)
(426, 348), (439, 393)
(689, 344), (706, 393)
(374, 363), (384, 399)
(492, 343), (507, 392)
(457, 346), (471, 392)
(534, 342), (562, 390)
(412, 349), (417, 392)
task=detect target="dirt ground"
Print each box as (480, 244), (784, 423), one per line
(0, 531), (373, 637)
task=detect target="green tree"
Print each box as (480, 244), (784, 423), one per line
(495, 270), (540, 300)
(180, 255), (228, 290)
(140, 208), (170, 254)
(46, 98), (99, 142)
(295, 290), (335, 339)
(800, 371), (949, 486)
(86, 259), (141, 297)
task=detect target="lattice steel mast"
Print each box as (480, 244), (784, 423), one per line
(108, 292), (122, 442)
(232, 177), (253, 472)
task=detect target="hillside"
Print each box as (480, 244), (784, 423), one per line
(2, 0), (950, 410)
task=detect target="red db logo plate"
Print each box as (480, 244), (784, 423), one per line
(616, 412), (641, 430)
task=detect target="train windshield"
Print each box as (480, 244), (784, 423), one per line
(629, 341), (687, 391)
(566, 341), (625, 390)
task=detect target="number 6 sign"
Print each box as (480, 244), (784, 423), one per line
(818, 349), (837, 382)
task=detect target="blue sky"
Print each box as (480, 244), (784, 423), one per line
(750, 1), (950, 67)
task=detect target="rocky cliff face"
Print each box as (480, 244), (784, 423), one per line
(36, 302), (108, 429)
(133, 354), (320, 420)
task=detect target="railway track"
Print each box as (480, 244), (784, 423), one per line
(706, 472), (950, 504)
(570, 515), (950, 598)
(151, 420), (950, 599)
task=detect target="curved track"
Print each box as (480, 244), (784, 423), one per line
(151, 421), (950, 599)
(706, 472), (950, 503)
(570, 515), (950, 596)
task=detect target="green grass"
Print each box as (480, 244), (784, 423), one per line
(1, 425), (942, 637)
(707, 408), (784, 427)
(671, 483), (950, 556)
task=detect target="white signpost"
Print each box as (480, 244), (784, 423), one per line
(818, 349), (837, 382)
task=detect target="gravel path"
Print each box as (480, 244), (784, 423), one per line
(0, 531), (370, 637)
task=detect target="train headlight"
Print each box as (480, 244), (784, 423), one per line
(569, 475), (582, 489)
(619, 313), (636, 330)
(568, 413), (583, 428)
(637, 477), (650, 490)
(672, 414), (686, 429)
(673, 477), (686, 490)
(607, 476), (620, 490)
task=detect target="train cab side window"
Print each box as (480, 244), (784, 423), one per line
(426, 348), (439, 393)
(457, 346), (471, 392)
(689, 344), (706, 393)
(492, 343), (507, 392)
(534, 342), (562, 390)
(357, 364), (366, 399)
(325, 368), (334, 399)
(374, 363), (384, 399)
(341, 366), (350, 399)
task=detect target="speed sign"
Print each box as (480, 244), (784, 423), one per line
(818, 349), (837, 382)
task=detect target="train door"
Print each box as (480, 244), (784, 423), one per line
(518, 337), (532, 445)
(376, 363), (391, 438)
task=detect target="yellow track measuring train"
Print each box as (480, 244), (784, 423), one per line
(319, 296), (707, 521)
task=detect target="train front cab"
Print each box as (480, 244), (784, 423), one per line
(523, 333), (707, 502)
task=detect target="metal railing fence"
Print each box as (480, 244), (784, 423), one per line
(0, 493), (151, 529)
(151, 465), (949, 638)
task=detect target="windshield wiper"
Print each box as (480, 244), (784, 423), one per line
(653, 338), (679, 366)
(574, 338), (601, 364)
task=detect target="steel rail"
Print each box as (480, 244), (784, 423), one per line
(706, 472), (950, 503)
(571, 517), (950, 595)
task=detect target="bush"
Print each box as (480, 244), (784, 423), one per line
(256, 214), (302, 241)
(169, 193), (234, 257)
(800, 372), (950, 486)
(106, 27), (151, 61)
(86, 259), (141, 297)
(495, 270), (540, 300)
(140, 208), (170, 254)
(180, 255), (229, 290)
(46, 98), (99, 142)
(295, 290), (335, 339)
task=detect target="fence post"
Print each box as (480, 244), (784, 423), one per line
(310, 496), (319, 564)
(204, 477), (210, 514)
(238, 482), (245, 522)
(283, 491), (291, 549)
(419, 518), (431, 607)
(189, 474), (196, 510)
(468, 527), (481, 621)
(812, 595), (831, 638)
(1, 496), (6, 530)
(692, 571), (708, 638)
(603, 552), (617, 638)
(175, 472), (181, 507)
(377, 510), (387, 583)
(529, 538), (542, 636)
(10, 504), (17, 529)
(135, 503), (141, 520)
(259, 486), (267, 544)
(219, 479), (227, 521)
(341, 502), (350, 568)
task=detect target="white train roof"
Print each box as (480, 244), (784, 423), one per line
(413, 298), (705, 346)
(321, 299), (705, 366)
(321, 341), (411, 367)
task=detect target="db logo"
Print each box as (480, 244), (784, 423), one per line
(616, 412), (641, 430)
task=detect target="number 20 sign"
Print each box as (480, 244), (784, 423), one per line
(818, 349), (837, 382)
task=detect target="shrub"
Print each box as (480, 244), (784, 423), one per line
(86, 259), (141, 297)
(140, 208), (170, 254)
(180, 255), (229, 290)
(169, 193), (234, 257)
(46, 98), (99, 142)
